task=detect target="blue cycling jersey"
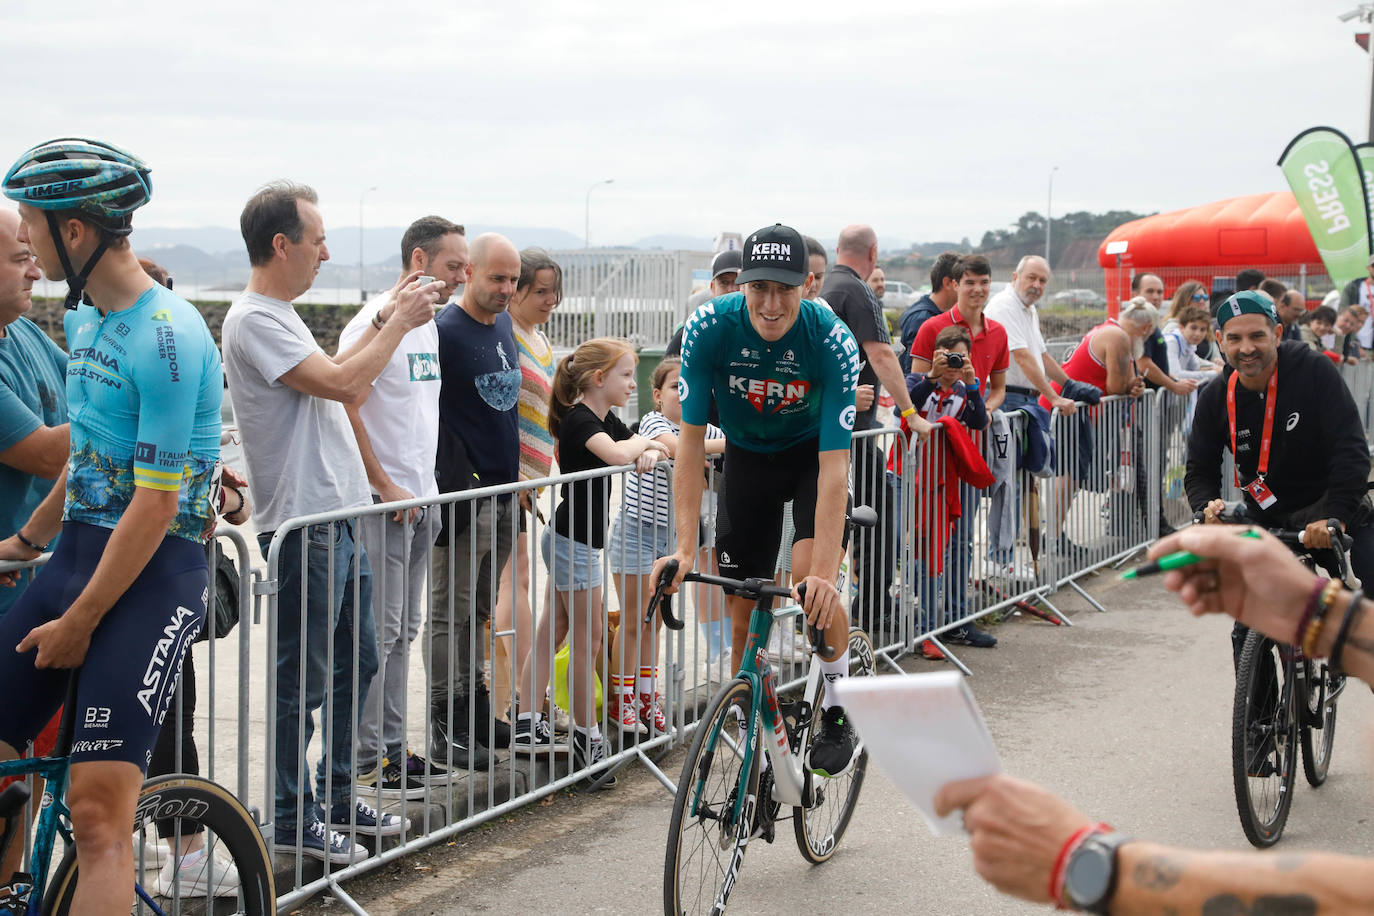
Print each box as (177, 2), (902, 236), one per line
(63, 284), (222, 542)
(679, 292), (859, 453)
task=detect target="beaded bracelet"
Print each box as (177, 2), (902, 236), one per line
(1302, 579), (1343, 658)
(1294, 578), (1329, 647)
(1329, 587), (1367, 676)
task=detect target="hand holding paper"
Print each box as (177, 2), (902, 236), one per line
(829, 671), (1001, 836)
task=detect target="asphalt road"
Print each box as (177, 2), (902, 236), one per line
(305, 566), (1374, 915)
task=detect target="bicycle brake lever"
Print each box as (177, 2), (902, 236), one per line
(795, 582), (830, 656)
(647, 559), (685, 630)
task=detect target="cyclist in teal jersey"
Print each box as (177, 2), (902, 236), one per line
(0, 139), (221, 914)
(654, 222), (886, 777)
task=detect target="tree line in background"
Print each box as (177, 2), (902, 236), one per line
(881, 209), (1152, 274)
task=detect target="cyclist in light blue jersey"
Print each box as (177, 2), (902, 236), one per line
(0, 139), (221, 914)
(653, 223), (922, 778)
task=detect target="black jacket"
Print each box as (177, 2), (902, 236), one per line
(1185, 341), (1370, 528)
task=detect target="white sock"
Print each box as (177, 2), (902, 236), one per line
(516, 711), (534, 724)
(177, 846), (206, 867)
(818, 654), (849, 710)
(635, 674), (654, 695)
(574, 723), (604, 742)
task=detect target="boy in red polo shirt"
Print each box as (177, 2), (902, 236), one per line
(909, 254), (1009, 404)
(905, 254), (1008, 649)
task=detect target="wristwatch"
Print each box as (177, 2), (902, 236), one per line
(1062, 830), (1132, 914)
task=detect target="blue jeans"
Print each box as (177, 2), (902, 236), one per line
(263, 522), (378, 829)
(919, 484), (980, 632)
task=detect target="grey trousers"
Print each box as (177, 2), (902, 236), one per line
(356, 501), (439, 768)
(425, 497), (513, 723)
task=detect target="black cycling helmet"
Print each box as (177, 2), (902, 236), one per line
(3, 138), (152, 308)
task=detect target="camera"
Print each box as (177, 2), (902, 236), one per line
(945, 352), (965, 369)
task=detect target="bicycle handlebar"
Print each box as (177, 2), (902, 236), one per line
(646, 560), (831, 657)
(1192, 502), (1354, 551)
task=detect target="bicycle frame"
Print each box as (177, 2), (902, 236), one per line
(0, 749), (73, 915)
(691, 597), (820, 832)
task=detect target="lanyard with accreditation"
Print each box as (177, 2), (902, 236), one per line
(1226, 366), (1279, 509)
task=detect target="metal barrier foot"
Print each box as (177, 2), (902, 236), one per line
(1031, 592), (1074, 626)
(633, 746), (678, 796)
(326, 878), (370, 915)
(1068, 579), (1108, 614)
(927, 636), (972, 677)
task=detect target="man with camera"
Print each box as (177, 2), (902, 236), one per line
(907, 254), (1009, 648)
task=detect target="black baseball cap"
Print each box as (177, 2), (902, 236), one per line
(710, 249), (743, 280)
(735, 223), (808, 287)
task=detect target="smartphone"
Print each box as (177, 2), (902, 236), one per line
(418, 275), (437, 286)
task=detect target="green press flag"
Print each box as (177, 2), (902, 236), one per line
(1277, 126), (1371, 287)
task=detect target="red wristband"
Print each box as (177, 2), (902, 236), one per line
(1049, 822), (1110, 909)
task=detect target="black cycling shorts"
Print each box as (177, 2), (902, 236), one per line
(0, 522), (206, 769)
(715, 438), (849, 582)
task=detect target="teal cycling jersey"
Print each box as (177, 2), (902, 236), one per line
(63, 284), (223, 543)
(679, 292), (859, 453)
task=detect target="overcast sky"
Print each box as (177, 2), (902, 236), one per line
(2, 0), (1371, 247)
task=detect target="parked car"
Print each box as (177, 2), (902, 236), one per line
(1048, 288), (1107, 308)
(881, 280), (919, 310)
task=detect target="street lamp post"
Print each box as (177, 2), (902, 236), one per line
(1341, 4), (1374, 141)
(1045, 165), (1059, 268)
(359, 185), (378, 304)
(585, 179), (614, 249)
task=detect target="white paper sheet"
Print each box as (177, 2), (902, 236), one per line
(829, 671), (1002, 836)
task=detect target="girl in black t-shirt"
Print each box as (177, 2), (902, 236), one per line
(512, 337), (666, 778)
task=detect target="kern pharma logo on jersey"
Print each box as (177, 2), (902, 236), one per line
(729, 375), (811, 413)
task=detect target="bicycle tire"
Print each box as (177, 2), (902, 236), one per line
(1231, 632), (1297, 848)
(792, 627), (873, 865)
(1300, 660), (1340, 787)
(664, 678), (758, 916)
(44, 773), (275, 915)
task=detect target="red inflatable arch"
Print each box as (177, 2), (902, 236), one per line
(1096, 191), (1323, 314)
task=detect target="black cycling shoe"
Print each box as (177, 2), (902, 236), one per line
(807, 706), (858, 778)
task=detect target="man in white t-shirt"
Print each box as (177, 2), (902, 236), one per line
(221, 182), (442, 865)
(984, 255), (1076, 415)
(340, 215), (467, 799)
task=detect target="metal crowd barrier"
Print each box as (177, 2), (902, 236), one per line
(8, 362), (1373, 912)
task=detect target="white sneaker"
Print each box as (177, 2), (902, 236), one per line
(154, 847), (241, 898)
(766, 626), (807, 662)
(133, 831), (170, 870)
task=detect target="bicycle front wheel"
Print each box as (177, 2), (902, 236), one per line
(664, 677), (758, 916)
(44, 773), (275, 915)
(1300, 660), (1341, 787)
(793, 627), (874, 865)
(1231, 632), (1297, 848)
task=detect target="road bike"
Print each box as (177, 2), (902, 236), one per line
(653, 507), (878, 915)
(1224, 514), (1353, 848)
(0, 673), (274, 914)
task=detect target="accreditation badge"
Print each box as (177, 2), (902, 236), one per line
(1244, 476), (1278, 510)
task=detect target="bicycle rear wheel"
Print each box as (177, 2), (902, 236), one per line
(792, 627), (874, 864)
(44, 773), (275, 915)
(664, 678), (759, 916)
(1300, 660), (1341, 787)
(1231, 632), (1297, 848)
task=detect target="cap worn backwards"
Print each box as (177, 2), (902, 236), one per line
(1213, 289), (1278, 329)
(710, 248), (743, 280)
(735, 223), (808, 287)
